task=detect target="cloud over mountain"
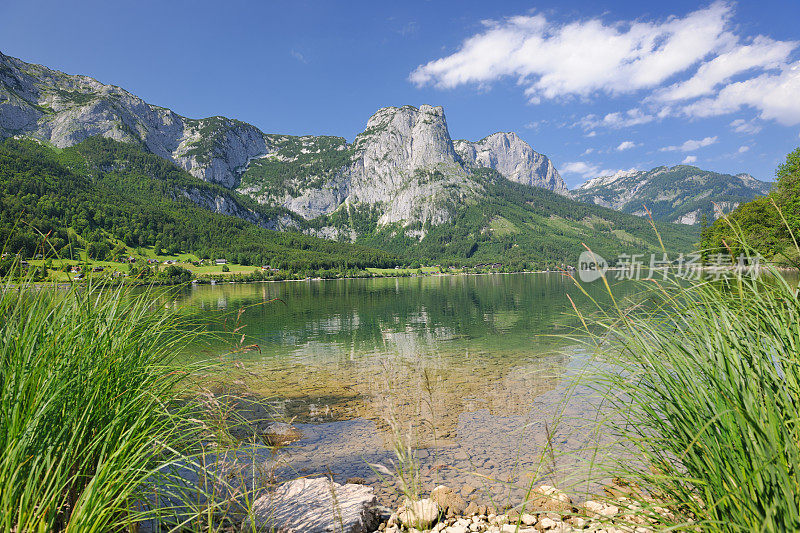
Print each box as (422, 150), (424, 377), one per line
(410, 2), (800, 126)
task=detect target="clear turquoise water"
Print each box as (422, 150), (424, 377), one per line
(174, 273), (637, 505)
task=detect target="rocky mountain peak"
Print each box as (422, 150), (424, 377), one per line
(355, 104), (459, 172)
(0, 51), (267, 188)
(453, 132), (568, 195)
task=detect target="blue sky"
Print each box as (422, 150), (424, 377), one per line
(2, 0), (799, 188)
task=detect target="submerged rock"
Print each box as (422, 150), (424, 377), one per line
(262, 422), (302, 446)
(430, 485), (467, 517)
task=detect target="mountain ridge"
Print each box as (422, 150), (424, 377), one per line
(573, 165), (772, 224)
(0, 51), (698, 268)
(0, 52), (567, 234)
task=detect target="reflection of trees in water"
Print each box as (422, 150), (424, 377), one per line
(170, 274), (635, 444)
(174, 274), (632, 362)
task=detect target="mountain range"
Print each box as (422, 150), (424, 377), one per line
(1, 51), (705, 267)
(573, 166), (772, 225)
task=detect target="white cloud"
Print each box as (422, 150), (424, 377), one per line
(562, 161), (600, 178)
(660, 136), (718, 152)
(682, 155), (698, 164)
(580, 108), (655, 130)
(656, 35), (796, 102)
(581, 148), (595, 156)
(410, 3), (736, 102)
(586, 130), (597, 137)
(738, 145), (750, 153)
(524, 120), (548, 130)
(730, 118), (762, 134)
(561, 161), (630, 180)
(616, 141), (638, 151)
(410, 3), (800, 127)
(682, 62), (800, 125)
(290, 49), (308, 63)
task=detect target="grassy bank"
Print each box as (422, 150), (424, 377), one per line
(574, 248), (800, 530)
(0, 279), (203, 531)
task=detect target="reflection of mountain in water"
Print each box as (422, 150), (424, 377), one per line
(175, 274), (624, 360)
(172, 274), (636, 445)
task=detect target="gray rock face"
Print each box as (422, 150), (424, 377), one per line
(179, 187), (295, 231)
(346, 105), (477, 226)
(240, 105), (482, 231)
(249, 477), (380, 533)
(454, 132), (568, 195)
(240, 106), (563, 233)
(0, 52), (267, 188)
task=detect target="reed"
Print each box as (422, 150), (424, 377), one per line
(574, 235), (800, 530)
(0, 275), (202, 531)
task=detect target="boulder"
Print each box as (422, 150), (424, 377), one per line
(397, 498), (440, 529)
(249, 477), (379, 532)
(430, 485), (467, 517)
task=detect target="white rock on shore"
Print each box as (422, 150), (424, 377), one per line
(249, 477), (380, 533)
(396, 497), (440, 529)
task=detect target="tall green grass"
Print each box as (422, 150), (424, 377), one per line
(573, 252), (800, 530)
(0, 278), (200, 531)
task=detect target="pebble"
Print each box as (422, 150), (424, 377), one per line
(369, 484), (670, 533)
(535, 517), (557, 530)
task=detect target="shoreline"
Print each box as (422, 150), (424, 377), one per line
(12, 262), (798, 289)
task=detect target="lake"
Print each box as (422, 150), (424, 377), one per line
(175, 273), (637, 506)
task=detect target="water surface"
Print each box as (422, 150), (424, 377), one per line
(176, 273), (635, 505)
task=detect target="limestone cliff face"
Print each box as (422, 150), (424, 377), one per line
(454, 132), (568, 195)
(345, 105), (477, 226)
(178, 186), (295, 231)
(239, 106), (564, 231)
(0, 52), (267, 188)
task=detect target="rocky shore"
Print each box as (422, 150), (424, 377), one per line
(373, 482), (671, 533)
(140, 452), (681, 533)
(171, 390), (673, 532)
